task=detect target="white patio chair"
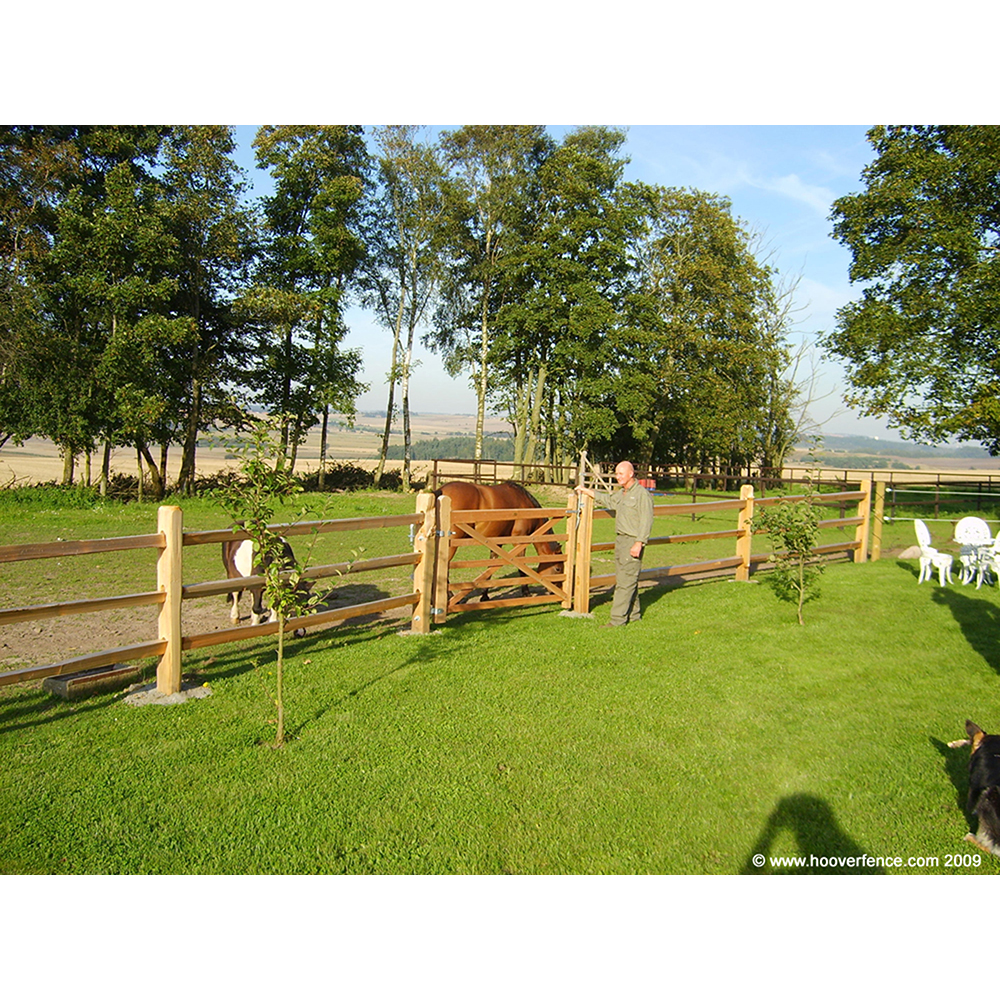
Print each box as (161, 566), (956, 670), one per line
(914, 519), (954, 585)
(954, 517), (994, 587)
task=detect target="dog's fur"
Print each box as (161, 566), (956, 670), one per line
(954, 720), (1000, 856)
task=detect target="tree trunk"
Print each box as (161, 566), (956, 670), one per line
(376, 294), (406, 487)
(62, 448), (75, 486)
(319, 405), (329, 489)
(138, 442), (165, 500)
(159, 442), (169, 491)
(100, 439), (111, 497)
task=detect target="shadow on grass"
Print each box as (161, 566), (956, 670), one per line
(930, 735), (975, 835)
(0, 686), (127, 736)
(289, 626), (476, 738)
(930, 585), (1000, 674)
(741, 794), (884, 874)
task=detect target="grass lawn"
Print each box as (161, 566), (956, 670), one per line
(3, 483), (1000, 873)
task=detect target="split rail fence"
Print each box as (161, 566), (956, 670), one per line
(0, 483), (871, 695)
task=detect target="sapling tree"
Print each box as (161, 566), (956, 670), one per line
(215, 418), (321, 746)
(751, 492), (824, 625)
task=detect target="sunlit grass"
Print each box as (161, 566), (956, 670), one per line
(2, 540), (999, 873)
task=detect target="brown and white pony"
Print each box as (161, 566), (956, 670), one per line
(436, 480), (563, 601)
(222, 536), (308, 627)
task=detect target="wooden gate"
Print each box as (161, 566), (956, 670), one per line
(432, 494), (577, 621)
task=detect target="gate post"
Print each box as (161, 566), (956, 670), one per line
(156, 505), (183, 695)
(562, 495), (578, 610)
(871, 480), (885, 562)
(573, 491), (594, 614)
(854, 478), (872, 563)
(735, 484), (754, 582)
(412, 492), (437, 634)
(433, 493), (452, 624)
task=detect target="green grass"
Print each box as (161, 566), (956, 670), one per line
(2, 488), (999, 873)
(3, 519), (1000, 872)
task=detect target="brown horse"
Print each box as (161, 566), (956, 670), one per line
(436, 481), (563, 602)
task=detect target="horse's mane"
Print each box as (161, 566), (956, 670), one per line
(500, 480), (541, 509)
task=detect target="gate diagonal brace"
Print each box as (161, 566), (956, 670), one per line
(457, 521), (566, 599)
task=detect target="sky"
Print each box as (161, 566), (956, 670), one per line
(230, 125), (895, 440)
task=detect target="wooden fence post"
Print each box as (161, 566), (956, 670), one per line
(562, 497), (577, 610)
(156, 505), (183, 695)
(854, 478), (872, 563)
(411, 493), (437, 634)
(573, 491), (594, 614)
(735, 484), (754, 582)
(870, 481), (885, 562)
(433, 493), (452, 624)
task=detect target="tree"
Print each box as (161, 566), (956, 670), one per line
(751, 493), (825, 625)
(24, 127), (173, 488)
(248, 126), (369, 472)
(826, 125), (1000, 453)
(489, 127), (640, 471)
(430, 126), (549, 459)
(161, 126), (252, 494)
(607, 185), (793, 474)
(215, 419), (320, 747)
(365, 127), (445, 489)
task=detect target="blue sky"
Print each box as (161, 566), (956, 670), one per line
(232, 125), (895, 440)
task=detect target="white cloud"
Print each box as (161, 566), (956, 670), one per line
(754, 173), (838, 216)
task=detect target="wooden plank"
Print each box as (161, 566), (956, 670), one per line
(182, 553), (421, 601)
(181, 594), (420, 651)
(451, 507), (573, 525)
(448, 593), (563, 613)
(0, 590), (164, 626)
(181, 514), (424, 547)
(0, 640), (166, 687)
(640, 556), (743, 579)
(0, 533), (163, 564)
(450, 532), (569, 547)
(456, 523), (567, 600)
(452, 554), (567, 570)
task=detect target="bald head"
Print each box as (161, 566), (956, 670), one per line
(614, 462), (636, 489)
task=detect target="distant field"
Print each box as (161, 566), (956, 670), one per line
(5, 414), (1000, 489)
(0, 413), (516, 487)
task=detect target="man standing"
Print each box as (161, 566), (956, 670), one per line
(576, 461), (654, 626)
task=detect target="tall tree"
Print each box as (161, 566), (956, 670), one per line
(21, 127), (172, 485)
(162, 126), (252, 494)
(489, 126), (639, 470)
(607, 185), (792, 473)
(0, 128), (77, 450)
(365, 126), (445, 488)
(429, 126), (549, 459)
(826, 125), (1000, 452)
(248, 126), (368, 472)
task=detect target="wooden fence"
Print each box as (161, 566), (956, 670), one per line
(0, 495), (439, 695)
(0, 483), (871, 695)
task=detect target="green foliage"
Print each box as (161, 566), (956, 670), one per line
(214, 419), (323, 746)
(826, 125), (1000, 453)
(751, 495), (824, 624)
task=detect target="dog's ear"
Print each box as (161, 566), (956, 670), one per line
(967, 720), (987, 753)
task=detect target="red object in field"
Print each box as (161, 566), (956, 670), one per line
(639, 478), (655, 489)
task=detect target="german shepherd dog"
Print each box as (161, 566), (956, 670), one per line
(949, 720), (1000, 856)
